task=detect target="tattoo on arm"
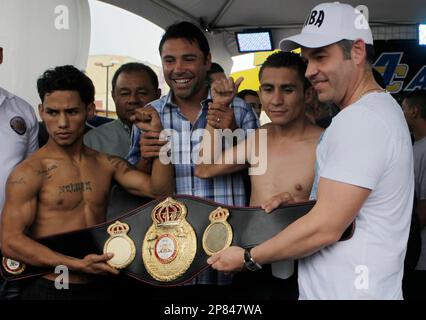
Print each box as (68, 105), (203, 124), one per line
(37, 165), (58, 179)
(7, 177), (26, 186)
(107, 155), (136, 174)
(58, 181), (93, 194)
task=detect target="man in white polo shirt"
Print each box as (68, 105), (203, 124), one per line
(0, 46), (39, 212)
(0, 46), (38, 300)
(207, 2), (413, 299)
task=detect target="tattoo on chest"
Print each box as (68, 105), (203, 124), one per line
(37, 165), (58, 179)
(58, 181), (93, 194)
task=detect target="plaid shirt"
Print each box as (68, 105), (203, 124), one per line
(127, 91), (259, 285)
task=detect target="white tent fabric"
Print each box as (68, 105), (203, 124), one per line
(99, 0), (426, 71)
(100, 0), (426, 48)
(100, 0), (426, 32)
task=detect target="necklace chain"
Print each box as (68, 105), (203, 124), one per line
(358, 87), (386, 101)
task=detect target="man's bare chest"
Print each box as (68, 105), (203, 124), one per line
(37, 160), (112, 210)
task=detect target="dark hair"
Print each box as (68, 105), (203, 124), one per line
(237, 89), (258, 100)
(259, 51), (311, 90)
(207, 62), (225, 85)
(208, 62), (224, 74)
(404, 89), (426, 120)
(111, 62), (159, 92)
(37, 65), (94, 105)
(159, 21), (210, 59)
(337, 39), (375, 65)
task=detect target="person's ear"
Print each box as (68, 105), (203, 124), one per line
(351, 39), (367, 66)
(304, 86), (314, 104)
(205, 53), (212, 68)
(412, 105), (421, 119)
(38, 104), (44, 119)
(86, 103), (96, 120)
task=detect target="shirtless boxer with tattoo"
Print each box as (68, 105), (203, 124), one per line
(0, 65), (173, 299)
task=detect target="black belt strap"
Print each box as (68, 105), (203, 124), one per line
(0, 194), (354, 286)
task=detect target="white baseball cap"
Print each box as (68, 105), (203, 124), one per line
(279, 2), (373, 52)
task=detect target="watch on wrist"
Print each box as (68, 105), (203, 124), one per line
(244, 248), (262, 271)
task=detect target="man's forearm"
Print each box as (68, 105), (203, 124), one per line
(199, 124), (220, 164)
(251, 208), (338, 265)
(150, 158), (174, 198)
(2, 233), (81, 271)
(196, 124), (251, 178)
(136, 157), (153, 174)
(251, 180), (367, 264)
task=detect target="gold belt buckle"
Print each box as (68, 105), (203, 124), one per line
(142, 197), (197, 282)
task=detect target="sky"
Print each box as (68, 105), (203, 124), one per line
(88, 0), (164, 66)
(88, 0), (252, 72)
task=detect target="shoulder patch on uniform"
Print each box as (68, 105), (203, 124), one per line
(10, 116), (27, 135)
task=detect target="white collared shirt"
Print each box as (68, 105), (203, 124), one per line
(0, 87), (39, 212)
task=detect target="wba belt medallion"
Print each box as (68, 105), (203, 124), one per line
(202, 207), (233, 256)
(103, 221), (136, 269)
(142, 197), (197, 282)
(2, 257), (26, 275)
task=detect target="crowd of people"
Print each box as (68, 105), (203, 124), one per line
(0, 2), (425, 300)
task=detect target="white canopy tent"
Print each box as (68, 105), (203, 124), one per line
(99, 0), (426, 71)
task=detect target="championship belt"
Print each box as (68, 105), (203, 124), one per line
(0, 194), (355, 286)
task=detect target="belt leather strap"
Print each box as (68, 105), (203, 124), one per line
(0, 194), (354, 286)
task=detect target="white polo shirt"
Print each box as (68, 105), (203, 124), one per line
(0, 87), (39, 212)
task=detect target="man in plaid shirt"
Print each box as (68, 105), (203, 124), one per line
(127, 21), (258, 297)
